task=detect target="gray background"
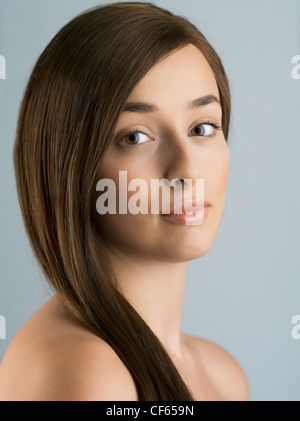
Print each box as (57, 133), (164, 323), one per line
(0, 0), (299, 401)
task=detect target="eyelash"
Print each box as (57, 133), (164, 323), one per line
(117, 120), (223, 148)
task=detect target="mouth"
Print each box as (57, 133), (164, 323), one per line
(161, 199), (211, 215)
(160, 199), (211, 225)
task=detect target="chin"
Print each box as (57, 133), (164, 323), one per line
(156, 233), (216, 262)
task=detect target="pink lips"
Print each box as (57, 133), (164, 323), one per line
(160, 199), (211, 225)
(161, 199), (211, 215)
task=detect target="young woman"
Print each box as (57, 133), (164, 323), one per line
(0, 2), (249, 401)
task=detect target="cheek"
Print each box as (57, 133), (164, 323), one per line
(93, 162), (153, 236)
(92, 176), (158, 257)
(211, 144), (230, 205)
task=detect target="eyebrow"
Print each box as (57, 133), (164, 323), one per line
(121, 94), (221, 113)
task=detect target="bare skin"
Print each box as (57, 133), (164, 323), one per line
(0, 44), (249, 400)
(0, 295), (248, 400)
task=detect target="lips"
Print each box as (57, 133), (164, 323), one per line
(161, 199), (211, 215)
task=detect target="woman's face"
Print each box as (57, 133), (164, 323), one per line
(92, 43), (229, 262)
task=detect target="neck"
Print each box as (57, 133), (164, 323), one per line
(107, 246), (188, 361)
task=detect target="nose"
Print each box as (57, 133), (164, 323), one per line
(162, 130), (205, 196)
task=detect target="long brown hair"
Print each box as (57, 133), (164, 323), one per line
(13, 1), (231, 400)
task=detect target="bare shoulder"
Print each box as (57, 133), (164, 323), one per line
(0, 295), (138, 401)
(182, 332), (249, 401)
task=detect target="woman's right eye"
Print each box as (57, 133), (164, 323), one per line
(119, 130), (152, 147)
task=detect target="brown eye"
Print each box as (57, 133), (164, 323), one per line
(124, 132), (140, 144)
(190, 124), (214, 137)
(119, 130), (152, 146)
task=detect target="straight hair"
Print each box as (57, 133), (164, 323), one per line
(13, 1), (231, 400)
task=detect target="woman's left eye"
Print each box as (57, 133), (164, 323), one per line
(190, 122), (222, 137)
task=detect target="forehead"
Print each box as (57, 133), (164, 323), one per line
(125, 44), (219, 106)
